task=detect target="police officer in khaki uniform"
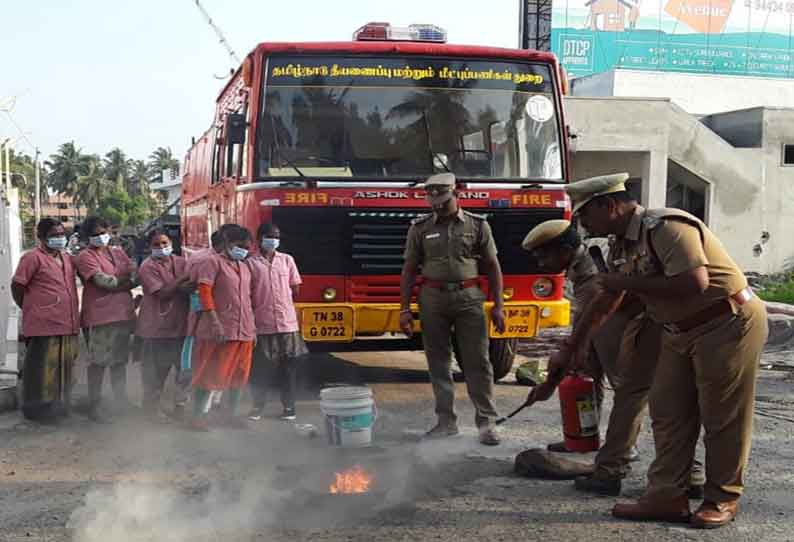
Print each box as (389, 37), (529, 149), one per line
(565, 174), (767, 528)
(523, 215), (705, 498)
(400, 173), (505, 446)
(522, 220), (640, 469)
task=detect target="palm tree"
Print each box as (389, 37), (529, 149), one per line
(148, 147), (180, 180)
(8, 151), (40, 204)
(103, 148), (129, 190)
(127, 159), (150, 197)
(46, 142), (91, 196)
(74, 155), (106, 212)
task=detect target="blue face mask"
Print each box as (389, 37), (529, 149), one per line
(228, 246), (248, 261)
(261, 238), (280, 252)
(89, 233), (111, 247)
(46, 236), (68, 250)
(152, 246), (173, 258)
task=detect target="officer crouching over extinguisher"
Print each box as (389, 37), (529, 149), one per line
(522, 177), (704, 501)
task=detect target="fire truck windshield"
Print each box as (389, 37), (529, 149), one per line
(257, 55), (563, 182)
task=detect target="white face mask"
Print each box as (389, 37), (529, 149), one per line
(46, 236), (68, 250)
(228, 246), (248, 261)
(261, 238), (280, 252)
(152, 246), (173, 258)
(89, 233), (111, 247)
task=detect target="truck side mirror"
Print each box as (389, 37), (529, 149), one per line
(225, 113), (247, 146)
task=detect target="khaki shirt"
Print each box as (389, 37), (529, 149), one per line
(403, 208), (497, 281)
(565, 245), (599, 323)
(609, 206), (747, 323)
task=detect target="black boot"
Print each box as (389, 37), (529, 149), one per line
(574, 473), (621, 496)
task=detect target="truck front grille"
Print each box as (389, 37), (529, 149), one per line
(272, 206), (565, 302)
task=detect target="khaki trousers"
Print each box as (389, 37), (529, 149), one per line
(646, 296), (768, 503)
(419, 285), (498, 428)
(593, 314), (663, 478)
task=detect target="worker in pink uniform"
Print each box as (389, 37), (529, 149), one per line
(76, 216), (137, 423)
(189, 224), (256, 431)
(135, 228), (193, 422)
(11, 218), (80, 421)
(181, 225), (238, 410)
(248, 223), (308, 422)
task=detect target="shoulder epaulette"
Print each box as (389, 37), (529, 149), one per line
(642, 215), (663, 230)
(462, 210), (487, 221)
(410, 213), (433, 225)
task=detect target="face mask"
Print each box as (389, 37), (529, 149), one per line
(261, 238), (280, 251)
(89, 233), (111, 247)
(228, 246), (248, 261)
(152, 246), (173, 258)
(46, 236), (67, 250)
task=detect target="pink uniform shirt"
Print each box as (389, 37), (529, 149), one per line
(135, 255), (189, 339)
(194, 255), (255, 342)
(186, 248), (215, 274)
(185, 248), (218, 335)
(13, 246), (80, 337)
(76, 246), (135, 328)
(249, 252), (302, 335)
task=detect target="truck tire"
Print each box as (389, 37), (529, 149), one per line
(453, 334), (517, 382)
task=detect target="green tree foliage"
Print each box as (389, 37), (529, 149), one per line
(40, 142), (178, 227)
(46, 141), (91, 196)
(95, 187), (154, 227)
(128, 159), (150, 197)
(74, 155), (105, 212)
(148, 146), (180, 179)
(103, 148), (129, 190)
(6, 149), (47, 241)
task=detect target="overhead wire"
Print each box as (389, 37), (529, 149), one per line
(191, 0), (241, 68)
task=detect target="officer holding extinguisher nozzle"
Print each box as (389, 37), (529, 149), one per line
(556, 173), (765, 529)
(522, 213), (650, 491)
(523, 175), (705, 504)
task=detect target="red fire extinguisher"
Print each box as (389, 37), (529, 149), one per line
(558, 374), (600, 452)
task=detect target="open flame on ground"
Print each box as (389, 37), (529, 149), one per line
(329, 465), (373, 494)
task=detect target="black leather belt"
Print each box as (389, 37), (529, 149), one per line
(423, 278), (479, 292)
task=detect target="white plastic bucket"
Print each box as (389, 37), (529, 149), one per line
(320, 386), (376, 448)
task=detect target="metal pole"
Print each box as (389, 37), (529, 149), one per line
(34, 148), (41, 223)
(0, 141), (5, 198)
(4, 142), (10, 194)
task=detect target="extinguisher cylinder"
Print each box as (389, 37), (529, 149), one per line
(558, 375), (600, 453)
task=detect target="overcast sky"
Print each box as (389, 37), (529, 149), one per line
(1, 0), (520, 163)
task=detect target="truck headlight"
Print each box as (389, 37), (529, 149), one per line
(322, 287), (337, 302)
(532, 278), (554, 298)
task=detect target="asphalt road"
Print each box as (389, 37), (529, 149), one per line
(0, 339), (793, 542)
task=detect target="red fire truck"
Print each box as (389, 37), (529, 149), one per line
(181, 22), (571, 380)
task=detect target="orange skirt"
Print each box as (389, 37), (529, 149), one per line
(191, 340), (254, 390)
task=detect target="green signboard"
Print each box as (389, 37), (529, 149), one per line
(552, 0), (794, 78)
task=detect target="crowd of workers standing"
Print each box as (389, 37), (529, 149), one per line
(11, 215), (306, 431)
(10, 170), (768, 530)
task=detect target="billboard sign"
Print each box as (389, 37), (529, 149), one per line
(551, 0), (794, 78)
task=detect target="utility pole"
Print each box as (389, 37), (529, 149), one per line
(3, 141), (10, 195)
(34, 148), (41, 223)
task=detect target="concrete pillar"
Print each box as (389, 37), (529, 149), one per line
(641, 151), (668, 208)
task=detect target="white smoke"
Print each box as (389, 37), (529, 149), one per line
(68, 479), (287, 542)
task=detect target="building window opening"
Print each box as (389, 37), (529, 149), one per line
(667, 181), (705, 222)
(783, 144), (794, 166)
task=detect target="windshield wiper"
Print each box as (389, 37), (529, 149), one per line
(268, 114), (305, 177)
(421, 112), (452, 174)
